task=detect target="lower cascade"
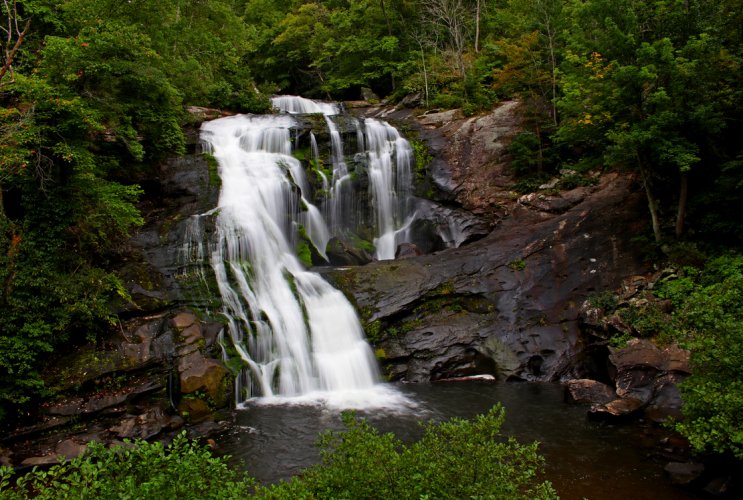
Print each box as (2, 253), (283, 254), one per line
(200, 112), (381, 403)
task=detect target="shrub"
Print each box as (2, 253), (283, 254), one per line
(656, 255), (743, 458)
(0, 433), (254, 499)
(260, 404), (557, 499)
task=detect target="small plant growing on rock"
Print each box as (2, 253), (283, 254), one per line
(508, 259), (526, 271)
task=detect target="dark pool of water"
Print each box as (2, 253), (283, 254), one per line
(215, 382), (699, 499)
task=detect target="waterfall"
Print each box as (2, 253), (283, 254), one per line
(272, 96), (416, 258)
(201, 114), (380, 403)
(364, 119), (414, 260)
(325, 115), (355, 235)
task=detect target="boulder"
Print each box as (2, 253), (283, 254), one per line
(609, 339), (665, 371)
(178, 352), (230, 406)
(21, 455), (58, 466)
(109, 408), (172, 440)
(326, 237), (374, 266)
(395, 242), (423, 259)
(664, 462), (705, 485)
(56, 439), (87, 459)
(178, 398), (212, 423)
(588, 397), (645, 419)
(0, 447), (13, 467)
(171, 312), (198, 331)
(564, 379), (616, 404)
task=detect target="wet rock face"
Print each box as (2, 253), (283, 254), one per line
(596, 339), (689, 422)
(9, 309), (230, 466)
(357, 101), (522, 225)
(326, 173), (649, 383)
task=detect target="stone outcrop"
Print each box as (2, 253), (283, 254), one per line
(578, 339), (690, 422)
(358, 101), (522, 225)
(564, 379), (616, 404)
(326, 172), (649, 383)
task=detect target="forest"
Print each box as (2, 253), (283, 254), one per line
(1, 0), (742, 494)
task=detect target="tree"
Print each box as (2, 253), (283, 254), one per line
(421, 0), (472, 82)
(0, 0), (30, 87)
(557, 0), (735, 242)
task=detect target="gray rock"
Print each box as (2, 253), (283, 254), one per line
(589, 397), (645, 419)
(664, 462), (705, 485)
(326, 173), (649, 384)
(564, 379), (616, 404)
(55, 439), (87, 459)
(109, 408), (171, 440)
(395, 242), (423, 259)
(21, 455), (58, 466)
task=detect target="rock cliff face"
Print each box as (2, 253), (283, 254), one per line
(326, 172), (649, 383)
(331, 101), (651, 383)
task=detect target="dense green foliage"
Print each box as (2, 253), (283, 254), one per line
(235, 0), (743, 244)
(0, 0), (269, 424)
(0, 406), (556, 499)
(0, 432), (255, 499)
(652, 255), (743, 459)
(260, 406), (556, 499)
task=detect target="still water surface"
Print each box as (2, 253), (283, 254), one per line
(216, 382), (699, 499)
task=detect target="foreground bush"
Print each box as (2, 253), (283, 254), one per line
(0, 405), (556, 499)
(0, 433), (254, 499)
(260, 405), (556, 499)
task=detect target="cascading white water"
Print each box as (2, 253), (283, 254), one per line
(272, 96), (416, 259)
(272, 95), (340, 115)
(324, 115), (355, 235)
(365, 119), (414, 260)
(201, 114), (380, 402)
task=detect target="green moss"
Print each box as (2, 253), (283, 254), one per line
(202, 152), (221, 188)
(347, 233), (376, 253)
(428, 280), (456, 296)
(587, 290), (619, 311)
(409, 137), (433, 181)
(296, 240), (313, 267)
(364, 320), (382, 343)
(292, 147), (309, 161)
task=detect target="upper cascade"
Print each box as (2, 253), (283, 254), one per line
(269, 95), (417, 260)
(271, 95), (341, 116)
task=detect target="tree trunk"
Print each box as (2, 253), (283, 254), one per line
(675, 171), (688, 237)
(475, 0), (480, 53)
(641, 166), (662, 243)
(380, 0), (393, 36)
(0, 19), (31, 87)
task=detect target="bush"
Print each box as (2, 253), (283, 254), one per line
(260, 404), (556, 499)
(655, 255), (743, 458)
(0, 433), (255, 499)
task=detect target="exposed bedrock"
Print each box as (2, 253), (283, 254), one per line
(325, 171), (650, 383)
